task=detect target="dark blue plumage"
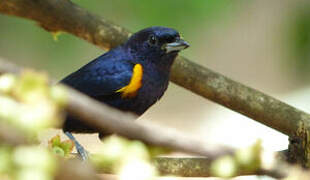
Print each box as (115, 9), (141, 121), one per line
(61, 26), (189, 137)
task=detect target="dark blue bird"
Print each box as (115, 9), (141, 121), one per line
(61, 26), (189, 160)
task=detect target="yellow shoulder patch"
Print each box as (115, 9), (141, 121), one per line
(116, 64), (143, 98)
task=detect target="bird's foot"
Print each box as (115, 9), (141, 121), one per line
(64, 132), (89, 161)
(76, 145), (89, 161)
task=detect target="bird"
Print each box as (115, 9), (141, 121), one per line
(60, 26), (189, 160)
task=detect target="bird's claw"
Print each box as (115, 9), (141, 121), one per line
(75, 143), (89, 161)
(64, 131), (89, 161)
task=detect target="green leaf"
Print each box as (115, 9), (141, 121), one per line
(48, 135), (74, 157)
(52, 147), (65, 157)
(48, 135), (61, 148)
(60, 140), (74, 156)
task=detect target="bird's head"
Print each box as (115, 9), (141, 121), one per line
(125, 26), (189, 69)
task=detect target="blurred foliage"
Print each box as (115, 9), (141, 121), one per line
(288, 4), (310, 78)
(0, 71), (63, 179)
(91, 135), (171, 175)
(0, 0), (309, 82)
(73, 0), (235, 29)
(210, 140), (263, 178)
(0, 71), (166, 180)
(0, 145), (57, 180)
(0, 0), (239, 79)
(0, 71), (66, 136)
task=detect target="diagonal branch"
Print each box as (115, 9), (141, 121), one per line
(0, 59), (234, 160)
(170, 57), (309, 136)
(1, 0), (309, 138)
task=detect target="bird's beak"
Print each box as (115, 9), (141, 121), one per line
(163, 39), (190, 53)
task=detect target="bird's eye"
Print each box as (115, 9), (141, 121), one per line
(148, 35), (157, 45)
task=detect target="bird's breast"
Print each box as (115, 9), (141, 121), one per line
(100, 64), (170, 115)
(131, 67), (169, 113)
(140, 69), (169, 97)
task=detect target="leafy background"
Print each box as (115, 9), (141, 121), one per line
(0, 0), (237, 77)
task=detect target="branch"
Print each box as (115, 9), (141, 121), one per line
(154, 157), (286, 178)
(0, 59), (234, 160)
(0, 0), (130, 51)
(55, 159), (100, 180)
(69, 153), (286, 179)
(0, 59), (303, 179)
(0, 122), (29, 146)
(1, 0), (309, 138)
(0, 119), (299, 180)
(0, 103), (285, 180)
(68, 88), (234, 159)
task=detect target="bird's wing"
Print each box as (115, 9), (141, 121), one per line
(61, 58), (143, 98)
